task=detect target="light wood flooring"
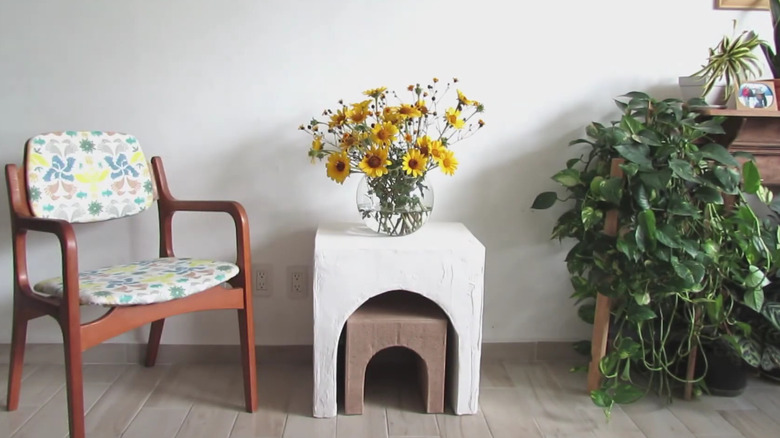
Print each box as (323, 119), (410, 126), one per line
(0, 354), (779, 438)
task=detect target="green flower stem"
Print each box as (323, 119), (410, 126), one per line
(358, 173), (432, 236)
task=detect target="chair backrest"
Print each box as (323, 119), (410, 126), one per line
(25, 131), (154, 223)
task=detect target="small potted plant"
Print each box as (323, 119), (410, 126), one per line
(680, 22), (764, 107)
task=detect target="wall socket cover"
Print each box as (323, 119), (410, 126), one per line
(287, 265), (309, 299)
(252, 263), (273, 297)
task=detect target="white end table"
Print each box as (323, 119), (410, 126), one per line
(312, 222), (485, 417)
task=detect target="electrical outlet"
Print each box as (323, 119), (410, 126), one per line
(253, 264), (273, 297)
(287, 265), (309, 299)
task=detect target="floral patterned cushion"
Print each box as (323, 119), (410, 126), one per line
(25, 131), (154, 223)
(33, 258), (240, 306)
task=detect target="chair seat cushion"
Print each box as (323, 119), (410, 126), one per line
(33, 257), (240, 306)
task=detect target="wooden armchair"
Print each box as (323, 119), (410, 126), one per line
(4, 131), (257, 438)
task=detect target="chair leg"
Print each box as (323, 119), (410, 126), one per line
(6, 308), (29, 411)
(62, 322), (86, 438)
(237, 308), (257, 412)
(145, 319), (165, 367)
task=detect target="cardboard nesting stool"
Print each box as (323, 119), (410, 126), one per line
(345, 293), (447, 415)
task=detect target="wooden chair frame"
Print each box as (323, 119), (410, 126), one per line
(4, 156), (257, 438)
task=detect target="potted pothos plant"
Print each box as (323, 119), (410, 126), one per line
(531, 91), (778, 416)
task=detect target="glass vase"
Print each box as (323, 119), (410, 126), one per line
(356, 173), (434, 236)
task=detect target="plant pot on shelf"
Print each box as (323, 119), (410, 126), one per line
(678, 76), (736, 108)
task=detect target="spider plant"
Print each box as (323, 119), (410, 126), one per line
(692, 22), (764, 100)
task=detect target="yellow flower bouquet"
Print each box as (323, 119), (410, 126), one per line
(301, 77), (485, 236)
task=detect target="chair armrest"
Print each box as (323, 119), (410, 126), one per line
(15, 216), (81, 308)
(157, 199), (252, 270)
(164, 199), (245, 217)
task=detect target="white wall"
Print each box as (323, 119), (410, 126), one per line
(0, 0), (773, 345)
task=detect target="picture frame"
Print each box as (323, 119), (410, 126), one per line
(715, 0), (768, 9)
(736, 80), (778, 111)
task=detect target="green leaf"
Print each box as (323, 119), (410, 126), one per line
(615, 144), (653, 170)
(581, 206), (603, 230)
(745, 287), (765, 312)
(761, 302), (780, 332)
(599, 353), (619, 377)
(619, 162), (639, 177)
(578, 303), (596, 324)
(636, 209), (657, 250)
(634, 184), (651, 210)
(682, 260), (705, 285)
(616, 233), (640, 261)
(628, 305), (656, 322)
(590, 176), (605, 196)
(672, 257), (695, 286)
(713, 166), (740, 194)
(695, 186), (724, 204)
(655, 224), (682, 249)
(639, 169), (672, 190)
(634, 291), (650, 306)
(700, 143), (739, 166)
(552, 169), (582, 187)
(705, 293), (724, 324)
(620, 114), (645, 135)
(590, 389), (613, 409)
(612, 384), (645, 404)
(745, 265), (771, 289)
(742, 160), (761, 194)
(616, 338), (642, 359)
(667, 197), (700, 217)
(601, 178), (623, 205)
(758, 185), (773, 204)
(669, 159), (699, 183)
(762, 345), (780, 371)
(531, 192), (558, 209)
(566, 158), (581, 169)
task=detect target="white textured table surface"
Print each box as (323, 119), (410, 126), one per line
(312, 221), (486, 417)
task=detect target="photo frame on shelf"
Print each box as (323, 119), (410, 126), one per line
(736, 80), (778, 111)
(715, 0), (768, 9)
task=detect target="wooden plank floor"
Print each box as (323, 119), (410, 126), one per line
(0, 355), (779, 437)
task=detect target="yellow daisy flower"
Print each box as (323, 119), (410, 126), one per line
(457, 89), (475, 106)
(329, 109), (347, 128)
(416, 136), (436, 158)
(326, 152), (351, 184)
(445, 108), (465, 129)
(398, 104), (422, 119)
(348, 100), (372, 123)
(403, 149), (427, 178)
(438, 149), (458, 176)
(359, 147), (391, 178)
(309, 135), (323, 163)
(429, 140), (445, 162)
(363, 87), (387, 98)
(414, 100), (429, 115)
(382, 106), (403, 125)
(340, 132), (358, 150)
(371, 122), (399, 145)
